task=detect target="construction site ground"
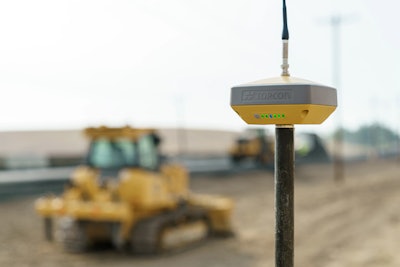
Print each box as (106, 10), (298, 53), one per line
(1, 159), (400, 267)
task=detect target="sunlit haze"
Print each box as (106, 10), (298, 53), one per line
(1, 0), (399, 135)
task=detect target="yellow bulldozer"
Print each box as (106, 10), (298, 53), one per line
(230, 128), (331, 166)
(229, 128), (274, 166)
(35, 126), (233, 253)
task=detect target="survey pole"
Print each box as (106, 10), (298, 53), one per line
(275, 124), (294, 267)
(230, 1), (337, 267)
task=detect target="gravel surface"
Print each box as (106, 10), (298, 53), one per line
(1, 160), (400, 267)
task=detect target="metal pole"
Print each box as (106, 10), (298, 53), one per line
(331, 15), (345, 183)
(275, 124), (294, 267)
(175, 95), (187, 156)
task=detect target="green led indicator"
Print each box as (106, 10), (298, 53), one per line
(261, 114), (265, 118)
(277, 114), (281, 118)
(282, 114), (285, 118)
(273, 114), (277, 118)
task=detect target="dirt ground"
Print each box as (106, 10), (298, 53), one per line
(1, 159), (400, 267)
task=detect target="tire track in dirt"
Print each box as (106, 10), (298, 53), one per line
(294, 161), (400, 266)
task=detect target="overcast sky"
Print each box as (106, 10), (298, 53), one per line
(0, 0), (399, 135)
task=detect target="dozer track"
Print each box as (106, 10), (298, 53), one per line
(56, 217), (89, 253)
(131, 207), (210, 254)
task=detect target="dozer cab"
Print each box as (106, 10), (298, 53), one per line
(35, 126), (233, 253)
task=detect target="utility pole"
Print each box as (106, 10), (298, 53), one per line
(175, 95), (187, 156)
(330, 15), (345, 183)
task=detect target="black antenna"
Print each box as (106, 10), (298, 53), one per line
(282, 0), (289, 40)
(281, 0), (290, 76)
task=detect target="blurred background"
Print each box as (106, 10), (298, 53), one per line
(1, 0), (400, 266)
(1, 0), (400, 165)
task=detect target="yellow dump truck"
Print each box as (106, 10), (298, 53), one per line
(35, 126), (233, 253)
